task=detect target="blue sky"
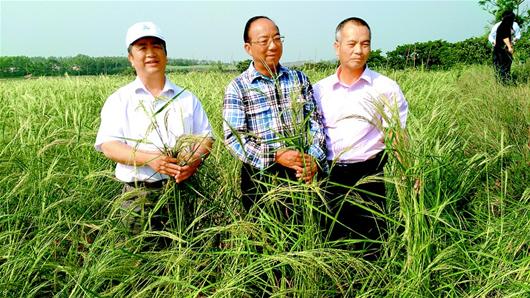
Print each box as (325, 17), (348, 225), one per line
(0, 0), (511, 62)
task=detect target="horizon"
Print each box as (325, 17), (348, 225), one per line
(2, 1), (527, 63)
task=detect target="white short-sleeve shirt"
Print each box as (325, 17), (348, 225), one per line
(314, 67), (408, 163)
(95, 77), (212, 182)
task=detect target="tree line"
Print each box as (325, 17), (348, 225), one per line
(297, 34), (530, 73)
(0, 54), (214, 78)
(2, 34), (529, 78)
(2, 0), (529, 78)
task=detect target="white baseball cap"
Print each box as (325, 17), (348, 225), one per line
(126, 21), (166, 49)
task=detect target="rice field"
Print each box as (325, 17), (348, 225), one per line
(0, 65), (529, 297)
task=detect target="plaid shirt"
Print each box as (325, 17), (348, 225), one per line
(223, 63), (326, 170)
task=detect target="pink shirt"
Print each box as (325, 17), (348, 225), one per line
(314, 67), (408, 163)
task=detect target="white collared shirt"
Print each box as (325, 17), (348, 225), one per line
(95, 77), (212, 182)
(314, 67), (408, 163)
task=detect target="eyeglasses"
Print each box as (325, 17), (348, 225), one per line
(248, 36), (285, 47)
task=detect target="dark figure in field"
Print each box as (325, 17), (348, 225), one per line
(488, 12), (521, 46)
(223, 16), (326, 212)
(313, 17), (409, 259)
(493, 11), (516, 84)
(94, 21), (213, 238)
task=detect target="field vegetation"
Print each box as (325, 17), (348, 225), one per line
(0, 64), (528, 297)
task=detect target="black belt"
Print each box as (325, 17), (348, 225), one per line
(329, 152), (386, 168)
(332, 162), (359, 168)
(125, 179), (168, 188)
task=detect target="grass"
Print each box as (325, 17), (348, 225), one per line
(0, 65), (528, 297)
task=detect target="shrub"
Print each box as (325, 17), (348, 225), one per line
(236, 59), (252, 73)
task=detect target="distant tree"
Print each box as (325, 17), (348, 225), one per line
(0, 57), (20, 77)
(296, 61), (336, 72)
(514, 32), (530, 63)
(479, 0), (529, 28)
(367, 49), (387, 68)
(236, 59), (252, 73)
(386, 40), (452, 70)
(66, 54), (88, 75)
(0, 56), (33, 76)
(167, 58), (210, 66)
(30, 57), (48, 76)
(46, 57), (63, 76)
(445, 37), (491, 66)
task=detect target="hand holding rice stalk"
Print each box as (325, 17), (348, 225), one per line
(267, 69), (319, 183)
(129, 88), (212, 183)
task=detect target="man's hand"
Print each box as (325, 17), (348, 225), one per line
(101, 138), (212, 184)
(100, 141), (182, 177)
(172, 138), (212, 183)
(147, 155), (180, 177)
(275, 149), (318, 183)
(173, 153), (202, 183)
(294, 157), (317, 183)
(149, 152), (202, 183)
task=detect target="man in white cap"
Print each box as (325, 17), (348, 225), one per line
(95, 21), (213, 236)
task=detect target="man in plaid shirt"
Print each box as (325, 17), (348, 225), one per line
(223, 16), (326, 211)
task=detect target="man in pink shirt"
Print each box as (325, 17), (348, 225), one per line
(314, 17), (408, 258)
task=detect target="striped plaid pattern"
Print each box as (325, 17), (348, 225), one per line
(223, 63), (326, 170)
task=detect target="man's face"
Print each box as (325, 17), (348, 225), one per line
(244, 18), (283, 73)
(128, 37), (167, 77)
(334, 22), (371, 74)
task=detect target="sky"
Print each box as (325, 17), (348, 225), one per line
(0, 0), (516, 63)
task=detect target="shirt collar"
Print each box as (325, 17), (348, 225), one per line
(246, 62), (288, 83)
(132, 76), (178, 99)
(333, 65), (374, 88)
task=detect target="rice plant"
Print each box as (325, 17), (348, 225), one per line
(0, 64), (528, 297)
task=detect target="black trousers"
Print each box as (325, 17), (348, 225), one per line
(493, 47), (512, 84)
(324, 152), (388, 254)
(240, 164), (301, 294)
(240, 163), (299, 212)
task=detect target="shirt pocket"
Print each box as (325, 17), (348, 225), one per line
(246, 105), (272, 137)
(127, 106), (154, 142)
(166, 106), (193, 139)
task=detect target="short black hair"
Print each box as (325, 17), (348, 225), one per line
(127, 37), (167, 55)
(243, 16), (277, 43)
(501, 10), (515, 19)
(335, 17), (371, 41)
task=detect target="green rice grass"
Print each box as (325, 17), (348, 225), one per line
(0, 65), (528, 297)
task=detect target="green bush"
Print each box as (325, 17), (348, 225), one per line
(387, 40), (451, 70)
(386, 37), (495, 70)
(368, 49), (387, 68)
(446, 36), (491, 67)
(235, 59), (252, 73)
(514, 33), (530, 64)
